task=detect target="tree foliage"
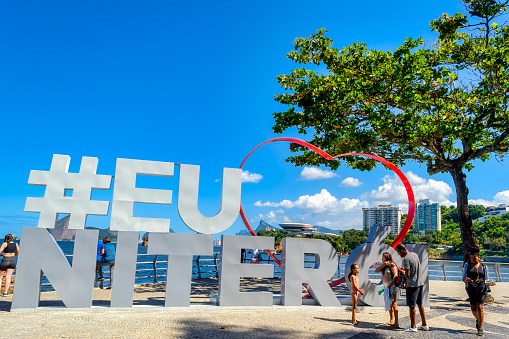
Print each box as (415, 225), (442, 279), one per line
(441, 204), (486, 223)
(273, 0), (509, 260)
(257, 229), (293, 250)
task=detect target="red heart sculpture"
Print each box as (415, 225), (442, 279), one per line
(239, 137), (415, 287)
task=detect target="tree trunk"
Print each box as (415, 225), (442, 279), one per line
(449, 166), (479, 263)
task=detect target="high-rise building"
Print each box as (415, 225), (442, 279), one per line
(362, 205), (401, 235)
(415, 199), (441, 233)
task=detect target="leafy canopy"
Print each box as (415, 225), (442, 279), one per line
(274, 0), (509, 175)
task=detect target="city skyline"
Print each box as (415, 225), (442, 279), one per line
(1, 1), (509, 238)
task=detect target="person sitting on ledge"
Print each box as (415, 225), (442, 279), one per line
(101, 237), (116, 290)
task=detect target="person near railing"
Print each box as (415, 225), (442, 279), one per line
(96, 239), (105, 282)
(463, 248), (490, 336)
(0, 234), (19, 296)
(100, 238), (116, 289)
(249, 249), (259, 264)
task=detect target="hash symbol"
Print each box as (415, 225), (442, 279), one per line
(25, 154), (112, 229)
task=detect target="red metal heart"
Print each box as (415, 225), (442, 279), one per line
(239, 137), (415, 287)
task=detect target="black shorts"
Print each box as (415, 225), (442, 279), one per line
(0, 256), (16, 270)
(467, 288), (487, 305)
(406, 286), (423, 307)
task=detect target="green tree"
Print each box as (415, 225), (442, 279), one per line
(490, 237), (507, 251)
(420, 233), (434, 244)
(273, 0), (509, 261)
(404, 232), (419, 243)
(441, 205), (485, 223)
(342, 229), (367, 252)
(469, 205), (486, 220)
(441, 205), (457, 224)
(257, 229), (293, 250)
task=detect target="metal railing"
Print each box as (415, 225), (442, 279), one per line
(27, 254), (509, 289)
(366, 260), (509, 282)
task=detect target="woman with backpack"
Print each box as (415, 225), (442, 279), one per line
(375, 252), (400, 329)
(463, 248), (490, 336)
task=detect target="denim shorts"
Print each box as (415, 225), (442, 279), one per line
(383, 282), (399, 296)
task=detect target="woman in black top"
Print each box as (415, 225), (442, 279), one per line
(463, 249), (490, 336)
(0, 234), (19, 296)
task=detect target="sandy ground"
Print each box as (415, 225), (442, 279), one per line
(0, 280), (507, 338)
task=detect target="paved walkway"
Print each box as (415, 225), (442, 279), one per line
(0, 280), (507, 338)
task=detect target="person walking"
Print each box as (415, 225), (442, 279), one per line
(463, 248), (490, 336)
(395, 243), (428, 332)
(0, 234), (19, 296)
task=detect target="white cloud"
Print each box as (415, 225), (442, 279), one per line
(340, 177), (363, 187)
(469, 190), (509, 207)
(250, 209), (291, 225)
(494, 190), (509, 204)
(362, 181), (407, 202)
(241, 170), (263, 183)
(254, 199), (294, 208)
(254, 189), (368, 215)
(440, 200), (456, 207)
(362, 171), (453, 205)
(405, 172), (428, 186)
(468, 199), (491, 206)
(299, 167), (338, 180)
(293, 189), (369, 215)
(396, 203), (409, 214)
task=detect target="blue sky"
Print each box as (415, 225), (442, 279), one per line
(1, 1), (509, 238)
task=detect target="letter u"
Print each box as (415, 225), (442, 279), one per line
(177, 164), (241, 234)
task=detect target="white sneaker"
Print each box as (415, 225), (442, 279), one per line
(403, 326), (417, 332)
(418, 325), (429, 331)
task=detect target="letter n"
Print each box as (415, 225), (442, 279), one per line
(12, 228), (97, 309)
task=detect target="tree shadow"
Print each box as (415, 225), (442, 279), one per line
(314, 316), (383, 328)
(447, 315), (509, 336)
(176, 318), (303, 339)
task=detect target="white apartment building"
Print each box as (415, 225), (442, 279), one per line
(474, 204), (509, 223)
(362, 205), (401, 235)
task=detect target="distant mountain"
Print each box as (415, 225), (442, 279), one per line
(48, 215), (118, 241)
(236, 220), (282, 236)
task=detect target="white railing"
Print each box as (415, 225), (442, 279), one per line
(15, 254), (508, 289)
